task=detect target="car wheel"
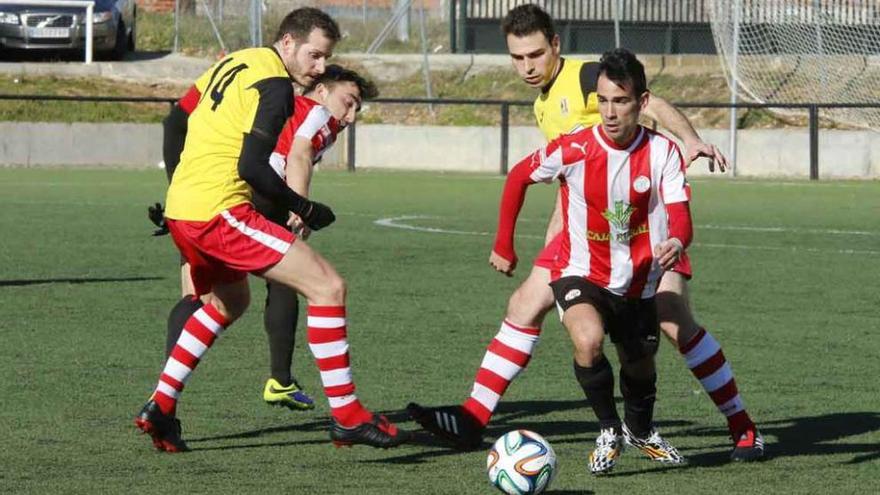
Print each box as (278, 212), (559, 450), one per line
(110, 21), (127, 60)
(128, 6), (137, 52)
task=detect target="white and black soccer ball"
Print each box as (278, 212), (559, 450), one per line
(486, 430), (557, 495)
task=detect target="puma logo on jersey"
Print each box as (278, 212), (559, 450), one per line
(570, 142), (587, 154)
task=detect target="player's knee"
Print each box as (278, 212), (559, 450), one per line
(656, 291), (697, 347)
(506, 283), (553, 327)
(311, 273), (346, 305)
(208, 292), (249, 322)
(619, 355), (656, 380)
(568, 328), (604, 365)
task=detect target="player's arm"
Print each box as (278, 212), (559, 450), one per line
(238, 79), (334, 231)
(654, 143), (694, 270)
(150, 85), (201, 236)
(492, 138), (567, 276)
(162, 85), (200, 182)
(284, 136), (316, 238)
(643, 94), (729, 172)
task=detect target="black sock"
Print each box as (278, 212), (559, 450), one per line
(619, 369), (657, 438)
(264, 281), (299, 386)
(166, 295), (203, 358)
(574, 357), (620, 431)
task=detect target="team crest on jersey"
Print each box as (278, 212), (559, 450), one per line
(634, 176), (651, 193)
(602, 201), (638, 242)
(560, 98), (569, 116)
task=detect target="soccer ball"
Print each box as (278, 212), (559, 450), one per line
(486, 430), (557, 495)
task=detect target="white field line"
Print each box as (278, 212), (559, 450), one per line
(373, 215), (880, 256)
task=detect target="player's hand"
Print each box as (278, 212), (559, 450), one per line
(654, 238), (684, 270)
(148, 202), (169, 236)
(287, 212), (311, 240)
(684, 140), (729, 173)
(300, 200), (335, 231)
(489, 250), (517, 277)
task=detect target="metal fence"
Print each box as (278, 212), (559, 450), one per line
(165, 0), (451, 56)
(452, 0), (717, 53)
(1, 93), (876, 180)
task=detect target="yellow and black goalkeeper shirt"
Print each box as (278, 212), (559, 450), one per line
(533, 58), (602, 142)
(166, 47), (293, 221)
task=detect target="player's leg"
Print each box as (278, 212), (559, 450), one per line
(407, 264), (554, 450)
(462, 265), (554, 422)
(262, 280), (315, 410)
(260, 240), (407, 448)
(137, 278), (250, 453)
(550, 277), (625, 475)
(657, 271), (764, 461)
(165, 262), (202, 358)
(563, 302), (625, 475)
(613, 299), (684, 464)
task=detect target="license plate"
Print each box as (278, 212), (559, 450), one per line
(28, 27), (69, 38)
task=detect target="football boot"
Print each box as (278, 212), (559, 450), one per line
(731, 427), (766, 462)
(589, 427), (624, 475)
(329, 414), (409, 448)
(263, 378), (315, 411)
(406, 402), (485, 451)
(622, 423), (686, 464)
(134, 400), (189, 453)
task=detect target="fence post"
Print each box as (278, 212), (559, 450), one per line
(449, 0), (457, 53)
(809, 105), (819, 180)
(458, 0), (467, 52)
(500, 102), (510, 175)
(347, 122), (356, 172)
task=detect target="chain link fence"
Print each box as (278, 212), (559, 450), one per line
(138, 0), (451, 56)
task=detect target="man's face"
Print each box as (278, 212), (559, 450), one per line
(277, 28), (335, 87)
(313, 81), (362, 126)
(596, 73), (648, 145)
(506, 31), (561, 89)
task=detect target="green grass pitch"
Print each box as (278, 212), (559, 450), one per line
(0, 168), (878, 494)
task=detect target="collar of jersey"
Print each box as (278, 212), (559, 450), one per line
(269, 46), (295, 81)
(594, 124), (645, 152)
(540, 57), (566, 94)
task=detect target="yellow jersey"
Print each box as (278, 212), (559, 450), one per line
(166, 47), (293, 221)
(533, 58), (602, 142)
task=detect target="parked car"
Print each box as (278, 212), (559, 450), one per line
(0, 0), (136, 60)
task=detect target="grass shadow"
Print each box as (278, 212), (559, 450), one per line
(0, 276), (163, 287)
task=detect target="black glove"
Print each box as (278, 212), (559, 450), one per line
(299, 200), (335, 231)
(148, 202), (169, 236)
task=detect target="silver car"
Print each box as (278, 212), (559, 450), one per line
(0, 0), (136, 59)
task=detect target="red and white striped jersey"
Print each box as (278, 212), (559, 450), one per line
(269, 97), (342, 178)
(512, 125), (690, 298)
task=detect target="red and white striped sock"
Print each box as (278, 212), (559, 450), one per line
(307, 305), (372, 427)
(461, 320), (540, 427)
(153, 303), (229, 415)
(680, 327), (755, 437)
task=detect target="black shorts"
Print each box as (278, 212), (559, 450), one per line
(550, 276), (660, 362)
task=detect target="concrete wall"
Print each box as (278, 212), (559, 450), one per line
(0, 122), (163, 167)
(2, 122), (879, 179)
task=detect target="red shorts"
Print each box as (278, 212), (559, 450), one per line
(535, 233), (694, 280)
(534, 233), (564, 281)
(669, 252), (693, 279)
(166, 203), (296, 296)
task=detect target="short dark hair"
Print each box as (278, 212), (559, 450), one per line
(598, 48), (647, 96)
(501, 4), (555, 42)
(274, 7), (341, 44)
(305, 64), (379, 101)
